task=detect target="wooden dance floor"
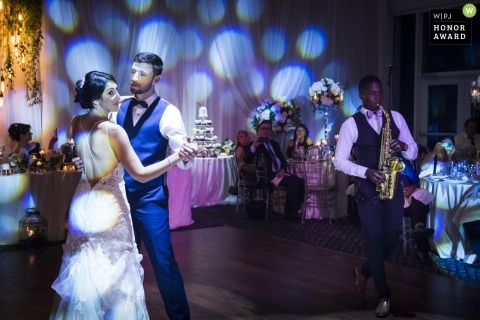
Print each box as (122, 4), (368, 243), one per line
(1, 226), (478, 319)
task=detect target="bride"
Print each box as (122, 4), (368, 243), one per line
(50, 71), (196, 319)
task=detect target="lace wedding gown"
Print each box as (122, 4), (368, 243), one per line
(50, 163), (149, 319)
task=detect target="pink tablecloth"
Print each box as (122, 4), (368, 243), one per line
(167, 165), (194, 229)
(190, 156), (236, 207)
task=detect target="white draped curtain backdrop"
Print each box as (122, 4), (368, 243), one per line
(0, 0), (388, 153)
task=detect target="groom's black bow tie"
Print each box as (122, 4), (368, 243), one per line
(133, 99), (148, 108)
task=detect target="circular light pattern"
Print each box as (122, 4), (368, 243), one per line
(65, 38), (114, 84)
(124, 0), (152, 14)
(180, 28), (204, 60)
(186, 71), (213, 102)
(137, 18), (179, 73)
(296, 27), (326, 59)
(197, 0), (226, 25)
(261, 28), (286, 63)
(270, 64), (312, 100)
(236, 0), (265, 23)
(0, 174), (28, 204)
(155, 80), (175, 102)
(244, 66), (265, 96)
(46, 0), (79, 33)
(209, 27), (254, 79)
(94, 13), (130, 48)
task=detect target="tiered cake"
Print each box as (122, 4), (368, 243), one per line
(192, 106), (219, 157)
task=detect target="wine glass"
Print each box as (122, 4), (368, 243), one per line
(467, 164), (476, 182)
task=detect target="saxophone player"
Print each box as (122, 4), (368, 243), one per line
(334, 74), (417, 318)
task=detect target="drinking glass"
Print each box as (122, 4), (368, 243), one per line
(297, 146), (305, 161)
(467, 164), (476, 182)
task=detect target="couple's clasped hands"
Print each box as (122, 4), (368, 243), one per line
(178, 137), (198, 162)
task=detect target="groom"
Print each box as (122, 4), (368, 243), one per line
(116, 52), (195, 319)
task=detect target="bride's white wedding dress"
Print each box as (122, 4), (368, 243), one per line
(50, 124), (149, 319)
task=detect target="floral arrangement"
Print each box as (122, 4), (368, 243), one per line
(249, 99), (279, 132)
(7, 149), (31, 173)
(44, 149), (64, 171)
(217, 139), (235, 156)
(273, 98), (301, 133)
(309, 78), (344, 107)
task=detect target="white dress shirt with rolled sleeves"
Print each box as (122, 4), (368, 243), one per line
(333, 107), (418, 179)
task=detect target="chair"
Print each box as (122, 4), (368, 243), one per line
(252, 153), (271, 221)
(401, 216), (413, 253)
(297, 161), (336, 224)
(232, 155), (257, 213)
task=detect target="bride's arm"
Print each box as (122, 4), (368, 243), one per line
(107, 123), (197, 183)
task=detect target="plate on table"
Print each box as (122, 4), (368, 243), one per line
(441, 178), (465, 184)
(430, 174), (448, 179)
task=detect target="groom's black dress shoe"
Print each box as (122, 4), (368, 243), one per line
(375, 298), (391, 318)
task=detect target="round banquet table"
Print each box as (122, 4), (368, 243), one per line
(0, 171), (81, 245)
(421, 176), (480, 263)
(190, 156), (236, 208)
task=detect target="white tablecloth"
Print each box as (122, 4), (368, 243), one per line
(0, 171), (81, 245)
(191, 156), (236, 207)
(421, 177), (480, 263)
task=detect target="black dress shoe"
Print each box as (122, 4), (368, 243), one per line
(375, 298), (391, 318)
(352, 266), (367, 300)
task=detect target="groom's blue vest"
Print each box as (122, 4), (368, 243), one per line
(117, 97), (169, 192)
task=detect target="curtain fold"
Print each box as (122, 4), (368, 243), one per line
(0, 0), (384, 153)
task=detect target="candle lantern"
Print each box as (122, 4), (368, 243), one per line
(19, 207), (48, 246)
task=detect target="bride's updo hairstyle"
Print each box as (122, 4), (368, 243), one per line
(74, 71), (117, 110)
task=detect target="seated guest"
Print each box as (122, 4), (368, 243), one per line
(401, 175), (435, 264)
(7, 123), (57, 163)
(419, 137), (455, 178)
(235, 130), (256, 182)
(454, 118), (480, 149)
(286, 124), (313, 159)
(247, 120), (305, 221)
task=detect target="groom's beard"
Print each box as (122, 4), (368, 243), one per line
(130, 81), (154, 95)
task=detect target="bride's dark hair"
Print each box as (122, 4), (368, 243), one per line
(74, 71), (117, 110)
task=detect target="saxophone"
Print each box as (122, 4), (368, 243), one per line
(376, 105), (405, 200)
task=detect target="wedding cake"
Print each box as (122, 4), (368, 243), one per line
(192, 106), (219, 157)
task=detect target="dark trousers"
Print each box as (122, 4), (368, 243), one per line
(127, 185), (190, 320)
(357, 185), (403, 300)
(279, 174), (305, 216)
(404, 197), (431, 252)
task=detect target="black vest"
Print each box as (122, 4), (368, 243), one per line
(117, 97), (169, 191)
(352, 110), (400, 195)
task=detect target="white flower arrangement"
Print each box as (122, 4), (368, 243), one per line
(309, 78), (344, 106)
(248, 99), (279, 132)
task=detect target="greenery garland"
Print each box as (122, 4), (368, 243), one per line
(1, 0), (43, 106)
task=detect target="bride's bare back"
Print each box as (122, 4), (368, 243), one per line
(72, 115), (119, 186)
